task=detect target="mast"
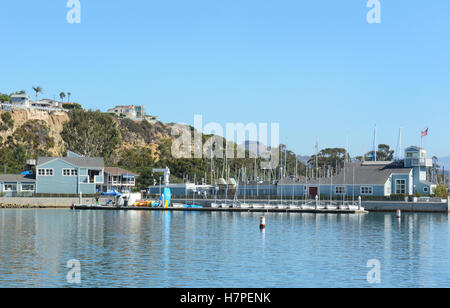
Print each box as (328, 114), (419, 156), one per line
(315, 137), (319, 180)
(373, 124), (377, 162)
(396, 127), (403, 161)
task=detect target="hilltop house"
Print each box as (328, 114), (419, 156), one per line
(1, 94), (66, 111)
(107, 105), (146, 119)
(32, 99), (63, 109)
(10, 94), (32, 107)
(36, 152), (104, 195)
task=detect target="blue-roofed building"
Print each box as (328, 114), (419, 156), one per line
(36, 155), (104, 195)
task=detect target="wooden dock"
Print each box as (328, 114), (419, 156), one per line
(73, 205), (368, 214)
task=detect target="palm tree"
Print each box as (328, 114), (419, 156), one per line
(32, 86), (43, 100)
(59, 92), (66, 102)
(67, 92), (72, 102)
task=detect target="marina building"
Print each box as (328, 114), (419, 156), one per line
(36, 154), (104, 195)
(0, 174), (36, 197)
(238, 146), (437, 198)
(103, 167), (138, 192)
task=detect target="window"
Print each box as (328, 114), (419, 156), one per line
(4, 184), (17, 191)
(63, 169), (78, 176)
(335, 186), (346, 195)
(38, 169), (53, 176)
(88, 170), (101, 183)
(395, 179), (406, 194)
(361, 186), (373, 195)
(21, 184), (34, 191)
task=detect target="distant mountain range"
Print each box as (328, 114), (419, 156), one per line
(297, 155), (311, 165)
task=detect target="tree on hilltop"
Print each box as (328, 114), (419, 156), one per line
(32, 86), (43, 100)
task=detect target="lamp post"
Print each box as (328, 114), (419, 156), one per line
(159, 176), (162, 198)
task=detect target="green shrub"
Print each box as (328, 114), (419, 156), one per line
(434, 185), (448, 199)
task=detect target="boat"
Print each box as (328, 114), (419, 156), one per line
(220, 203), (231, 209)
(288, 204), (300, 210)
(236, 202), (251, 209)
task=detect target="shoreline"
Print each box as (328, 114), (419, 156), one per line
(0, 204), (71, 209)
(0, 197), (448, 213)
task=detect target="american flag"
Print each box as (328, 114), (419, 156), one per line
(421, 128), (429, 138)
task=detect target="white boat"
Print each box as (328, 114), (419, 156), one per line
(220, 203), (230, 209)
(237, 203), (251, 209)
(172, 203), (185, 208)
(210, 203), (220, 208)
(251, 204), (264, 209)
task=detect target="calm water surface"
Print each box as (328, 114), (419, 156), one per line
(0, 209), (448, 288)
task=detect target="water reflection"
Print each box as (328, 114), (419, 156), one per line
(0, 209), (449, 287)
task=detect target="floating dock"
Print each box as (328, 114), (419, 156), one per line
(73, 205), (368, 214)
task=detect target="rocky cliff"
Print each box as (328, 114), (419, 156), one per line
(0, 108), (177, 162)
(0, 109), (69, 156)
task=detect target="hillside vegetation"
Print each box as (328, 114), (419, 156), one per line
(0, 109), (296, 189)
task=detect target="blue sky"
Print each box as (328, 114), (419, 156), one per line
(1, 1), (449, 157)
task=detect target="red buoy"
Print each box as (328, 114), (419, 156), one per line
(260, 217), (266, 229)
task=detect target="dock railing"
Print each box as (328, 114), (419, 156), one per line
(172, 196), (364, 210)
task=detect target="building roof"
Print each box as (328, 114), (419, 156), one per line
(104, 167), (138, 176)
(405, 146), (425, 152)
(11, 94), (30, 98)
(279, 162), (412, 186)
(361, 161), (393, 166)
(277, 176), (307, 185)
(0, 174), (36, 182)
(109, 105), (136, 110)
(37, 157), (104, 168)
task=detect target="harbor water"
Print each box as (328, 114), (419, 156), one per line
(0, 209), (449, 288)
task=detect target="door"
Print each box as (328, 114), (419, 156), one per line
(309, 187), (318, 199)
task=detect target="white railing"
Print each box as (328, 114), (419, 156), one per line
(94, 176), (104, 184)
(108, 180), (135, 186)
(1, 103), (65, 113)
